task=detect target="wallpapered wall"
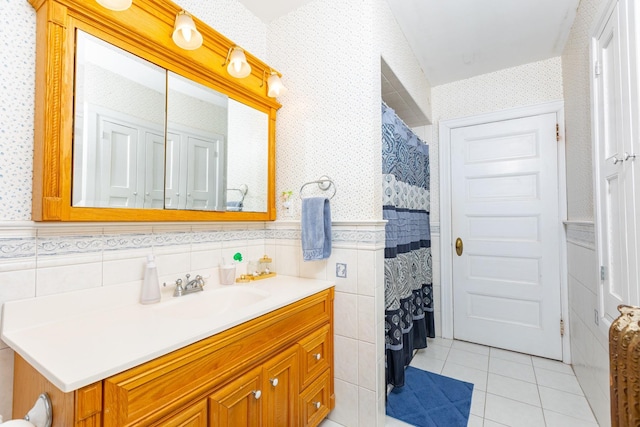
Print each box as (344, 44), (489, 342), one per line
(268, 0), (431, 222)
(0, 0), (430, 425)
(0, 0), (267, 221)
(430, 56), (565, 225)
(562, 0), (604, 222)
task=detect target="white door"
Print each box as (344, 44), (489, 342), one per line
(98, 120), (143, 208)
(451, 112), (563, 359)
(186, 135), (222, 210)
(144, 131), (166, 209)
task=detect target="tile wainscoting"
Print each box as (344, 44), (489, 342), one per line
(565, 220), (610, 427)
(0, 220), (394, 426)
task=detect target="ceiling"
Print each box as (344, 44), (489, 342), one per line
(238, 0), (580, 125)
(239, 0), (580, 87)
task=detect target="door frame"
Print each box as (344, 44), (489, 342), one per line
(438, 100), (570, 363)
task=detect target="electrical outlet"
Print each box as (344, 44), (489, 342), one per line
(336, 263), (347, 278)
(595, 309), (599, 325)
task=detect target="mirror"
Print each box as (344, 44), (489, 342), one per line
(31, 0), (281, 221)
(72, 31), (268, 213)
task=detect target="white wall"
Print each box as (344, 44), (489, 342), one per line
(267, 1), (431, 425)
(561, 0), (611, 424)
(0, 1), (429, 425)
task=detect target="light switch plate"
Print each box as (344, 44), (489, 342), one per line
(336, 263), (347, 278)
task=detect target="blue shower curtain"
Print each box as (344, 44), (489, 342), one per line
(382, 102), (435, 388)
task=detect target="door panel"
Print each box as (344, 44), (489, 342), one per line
(99, 120), (140, 208)
(451, 112), (562, 359)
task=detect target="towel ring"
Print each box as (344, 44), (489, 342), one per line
(300, 175), (336, 199)
(227, 184), (248, 202)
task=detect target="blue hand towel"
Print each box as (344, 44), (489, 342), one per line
(301, 197), (332, 261)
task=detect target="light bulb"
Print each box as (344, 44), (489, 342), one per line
(226, 47), (251, 78)
(172, 11), (203, 50)
(267, 73), (286, 98)
(181, 27), (192, 43)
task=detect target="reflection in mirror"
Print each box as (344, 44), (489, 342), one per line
(73, 30), (166, 209)
(227, 100), (269, 212)
(166, 72), (227, 211)
(71, 30), (271, 215)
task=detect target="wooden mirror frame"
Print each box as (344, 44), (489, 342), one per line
(29, 0), (280, 221)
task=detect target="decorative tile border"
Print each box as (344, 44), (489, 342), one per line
(0, 221), (395, 259)
(0, 237), (36, 259)
(37, 235), (103, 257)
(103, 233), (154, 251)
(565, 221), (595, 249)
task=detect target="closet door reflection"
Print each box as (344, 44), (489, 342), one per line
(166, 72), (227, 211)
(73, 30), (166, 209)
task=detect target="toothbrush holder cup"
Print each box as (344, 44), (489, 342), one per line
(219, 265), (237, 285)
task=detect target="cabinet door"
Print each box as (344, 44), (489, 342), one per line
(150, 400), (207, 427)
(298, 324), (331, 389)
(263, 346), (299, 427)
(209, 366), (263, 427)
(299, 370), (331, 427)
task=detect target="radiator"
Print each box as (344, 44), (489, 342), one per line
(610, 304), (640, 427)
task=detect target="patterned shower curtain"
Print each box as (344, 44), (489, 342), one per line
(382, 102), (435, 388)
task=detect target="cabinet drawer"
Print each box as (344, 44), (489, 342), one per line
(150, 400), (207, 427)
(299, 369), (331, 427)
(298, 324), (330, 389)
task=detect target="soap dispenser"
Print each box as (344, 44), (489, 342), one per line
(140, 254), (161, 304)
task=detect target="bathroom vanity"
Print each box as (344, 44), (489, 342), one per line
(3, 277), (334, 426)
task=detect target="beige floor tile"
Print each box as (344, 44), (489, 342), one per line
(452, 340), (491, 355)
(539, 386), (598, 423)
(490, 347), (533, 365)
(446, 348), (490, 371)
(489, 357), (537, 383)
(484, 394), (546, 427)
(487, 373), (541, 406)
(535, 367), (584, 395)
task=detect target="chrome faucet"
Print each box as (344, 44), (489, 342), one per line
(164, 274), (205, 297)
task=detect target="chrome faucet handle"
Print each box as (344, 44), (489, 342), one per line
(163, 278), (184, 297)
(194, 274), (205, 288)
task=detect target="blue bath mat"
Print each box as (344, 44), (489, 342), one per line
(386, 366), (474, 427)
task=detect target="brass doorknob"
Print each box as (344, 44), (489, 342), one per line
(455, 238), (463, 256)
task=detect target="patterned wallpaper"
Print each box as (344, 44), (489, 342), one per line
(0, 0), (267, 223)
(562, 0), (606, 221)
(267, 0), (431, 221)
(0, 1), (36, 221)
(0, 0), (430, 224)
(430, 56), (565, 223)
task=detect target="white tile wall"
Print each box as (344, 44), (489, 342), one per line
(566, 221), (610, 427)
(1, 0), (431, 424)
(0, 221), (387, 421)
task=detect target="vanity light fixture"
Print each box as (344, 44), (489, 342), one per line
(223, 46), (252, 78)
(96, 0), (132, 11)
(172, 11), (203, 50)
(261, 69), (287, 98)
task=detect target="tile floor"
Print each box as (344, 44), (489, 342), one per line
(321, 338), (600, 427)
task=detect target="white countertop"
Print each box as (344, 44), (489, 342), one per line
(1, 276), (334, 392)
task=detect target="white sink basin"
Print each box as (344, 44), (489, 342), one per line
(153, 286), (270, 320)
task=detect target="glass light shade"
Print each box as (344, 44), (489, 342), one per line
(267, 73), (287, 98)
(227, 47), (252, 78)
(96, 0), (132, 11)
(172, 12), (203, 50)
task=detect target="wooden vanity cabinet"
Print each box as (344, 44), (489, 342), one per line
(12, 288), (334, 427)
